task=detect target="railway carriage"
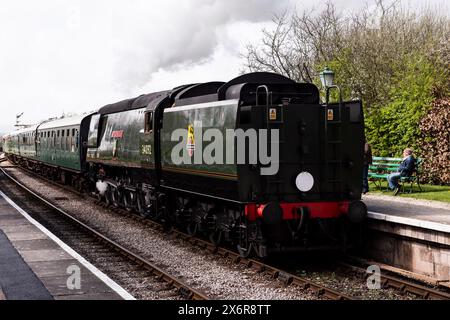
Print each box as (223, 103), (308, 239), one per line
(4, 125), (38, 163)
(3, 113), (94, 187)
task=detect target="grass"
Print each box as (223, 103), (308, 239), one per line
(367, 180), (450, 203)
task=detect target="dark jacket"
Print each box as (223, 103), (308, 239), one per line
(398, 155), (415, 177)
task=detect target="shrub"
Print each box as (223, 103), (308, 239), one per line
(419, 99), (450, 185)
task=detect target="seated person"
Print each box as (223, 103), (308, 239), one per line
(387, 148), (416, 196)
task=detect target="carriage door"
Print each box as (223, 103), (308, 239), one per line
(140, 111), (154, 166)
(35, 129), (40, 158)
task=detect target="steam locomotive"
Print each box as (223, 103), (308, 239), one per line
(2, 72), (367, 257)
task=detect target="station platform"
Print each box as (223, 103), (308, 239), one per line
(364, 194), (450, 232)
(0, 190), (133, 300)
(362, 194), (450, 282)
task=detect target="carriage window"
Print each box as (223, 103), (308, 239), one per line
(72, 129), (75, 136)
(144, 112), (153, 133)
(67, 129), (70, 136)
(62, 129), (65, 137)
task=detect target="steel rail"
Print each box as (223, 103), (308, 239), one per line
(0, 166), (209, 301)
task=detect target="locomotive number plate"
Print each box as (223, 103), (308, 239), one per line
(141, 144), (152, 155)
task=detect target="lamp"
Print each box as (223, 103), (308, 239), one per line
(319, 66), (335, 88)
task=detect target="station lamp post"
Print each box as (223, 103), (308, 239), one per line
(319, 66), (342, 106)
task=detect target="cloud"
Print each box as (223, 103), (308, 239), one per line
(107, 0), (289, 91)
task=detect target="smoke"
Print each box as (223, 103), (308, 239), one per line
(107, 0), (289, 91)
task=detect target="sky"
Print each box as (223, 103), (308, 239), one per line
(0, 0), (447, 134)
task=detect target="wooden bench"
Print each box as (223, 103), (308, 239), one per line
(368, 157), (423, 193)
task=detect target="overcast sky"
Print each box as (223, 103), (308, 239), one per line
(0, 0), (447, 133)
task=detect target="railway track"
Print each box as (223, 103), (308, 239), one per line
(0, 166), (208, 300)
(337, 259), (450, 300)
(4, 162), (450, 300)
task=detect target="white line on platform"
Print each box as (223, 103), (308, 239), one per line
(368, 211), (450, 234)
(0, 190), (136, 300)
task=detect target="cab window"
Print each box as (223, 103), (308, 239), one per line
(144, 112), (153, 133)
(87, 114), (101, 147)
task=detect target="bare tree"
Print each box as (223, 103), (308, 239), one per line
(243, 0), (449, 110)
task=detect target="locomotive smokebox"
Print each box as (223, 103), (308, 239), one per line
(348, 201), (367, 224)
(258, 202), (283, 225)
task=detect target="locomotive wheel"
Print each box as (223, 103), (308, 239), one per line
(136, 193), (148, 218)
(123, 191), (135, 212)
(237, 243), (253, 258)
(104, 186), (113, 206)
(254, 243), (268, 258)
(186, 222), (198, 236)
(208, 230), (222, 246)
(110, 187), (122, 208)
(187, 204), (206, 236)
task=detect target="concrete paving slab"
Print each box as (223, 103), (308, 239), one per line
(19, 249), (74, 262)
(1, 223), (42, 234)
(12, 239), (60, 251)
(27, 260), (90, 278)
(40, 274), (114, 297)
(364, 195), (450, 226)
(0, 217), (29, 227)
(0, 214), (26, 221)
(5, 230), (48, 241)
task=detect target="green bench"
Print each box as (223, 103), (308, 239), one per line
(368, 156), (423, 193)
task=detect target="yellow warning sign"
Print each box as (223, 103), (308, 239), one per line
(269, 108), (277, 121)
(187, 124), (195, 157)
(327, 109), (334, 121)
